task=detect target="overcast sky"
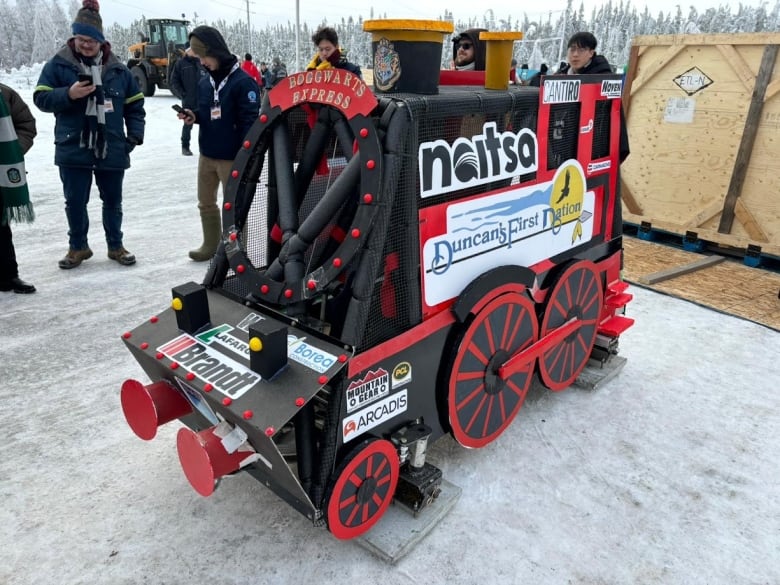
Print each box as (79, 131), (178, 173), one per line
(97, 0), (769, 28)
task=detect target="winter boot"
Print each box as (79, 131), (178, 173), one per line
(182, 146), (193, 156)
(58, 248), (94, 269)
(188, 212), (222, 261)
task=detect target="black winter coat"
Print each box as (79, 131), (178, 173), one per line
(170, 55), (206, 110)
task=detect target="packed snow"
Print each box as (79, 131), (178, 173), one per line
(0, 65), (778, 585)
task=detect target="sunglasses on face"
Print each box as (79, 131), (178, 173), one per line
(457, 42), (473, 51)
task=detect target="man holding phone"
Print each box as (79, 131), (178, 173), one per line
(33, 0), (145, 269)
(170, 44), (206, 156)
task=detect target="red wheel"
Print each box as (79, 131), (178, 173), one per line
(326, 438), (399, 540)
(447, 292), (538, 448)
(538, 260), (604, 391)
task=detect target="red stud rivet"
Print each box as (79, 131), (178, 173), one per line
(295, 397), (305, 407)
(140, 342), (149, 350)
(122, 331), (132, 339)
(223, 397), (232, 406)
(150, 316), (159, 323)
(260, 284), (269, 294)
(237, 264), (246, 274)
(243, 140), (251, 149)
(260, 113), (268, 123)
(363, 193), (373, 204)
(186, 372), (195, 381)
(229, 232), (237, 241)
(284, 289), (293, 298)
(231, 170), (239, 178)
(224, 202), (232, 211)
(338, 354), (347, 363)
(156, 352), (164, 360)
(351, 228), (360, 238)
(366, 160), (375, 169)
(203, 383), (213, 392)
(243, 410), (253, 419)
(318, 375), (328, 384)
(359, 128), (368, 138)
(333, 258), (342, 268)
(307, 280), (316, 290)
(170, 362), (179, 370)
(265, 427), (275, 436)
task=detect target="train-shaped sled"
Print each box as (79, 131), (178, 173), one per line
(120, 59), (634, 540)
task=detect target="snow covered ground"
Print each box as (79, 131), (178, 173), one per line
(1, 65), (778, 585)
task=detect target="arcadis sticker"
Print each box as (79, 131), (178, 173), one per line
(342, 389), (408, 441)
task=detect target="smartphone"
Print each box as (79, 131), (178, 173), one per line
(77, 73), (93, 86)
(171, 104), (186, 114)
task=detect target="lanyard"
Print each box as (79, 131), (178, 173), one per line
(209, 62), (240, 106)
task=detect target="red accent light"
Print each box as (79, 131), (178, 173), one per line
(307, 280), (316, 290)
(243, 410), (253, 419)
(203, 383), (213, 392)
(284, 289), (293, 298)
(243, 140), (251, 149)
(229, 233), (237, 241)
(170, 362), (179, 370)
(260, 113), (268, 123)
(295, 397), (305, 407)
(351, 228), (360, 238)
(260, 284), (269, 294)
(363, 193), (373, 204)
(237, 264), (246, 274)
(359, 128), (368, 138)
(333, 258), (342, 268)
(156, 352), (164, 360)
(150, 316), (159, 323)
(122, 331), (131, 339)
(338, 354), (347, 363)
(222, 397), (232, 406)
(224, 202), (232, 211)
(186, 372), (195, 381)
(366, 159), (375, 169)
(140, 342), (149, 350)
(318, 375), (327, 384)
(265, 427), (275, 436)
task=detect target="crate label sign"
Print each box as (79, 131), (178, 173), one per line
(673, 67), (713, 96)
(420, 160), (595, 308)
(664, 97), (696, 124)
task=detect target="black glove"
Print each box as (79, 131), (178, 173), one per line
(126, 136), (143, 146)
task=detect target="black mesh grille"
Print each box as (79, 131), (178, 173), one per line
(547, 102), (581, 170)
(591, 100), (611, 160)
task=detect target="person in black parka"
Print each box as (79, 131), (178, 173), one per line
(170, 44), (207, 156)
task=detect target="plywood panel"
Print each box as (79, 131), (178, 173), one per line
(623, 33), (780, 255)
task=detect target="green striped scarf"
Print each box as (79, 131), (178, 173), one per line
(0, 91), (33, 225)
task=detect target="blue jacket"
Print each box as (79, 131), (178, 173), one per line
(195, 67), (260, 161)
(33, 43), (145, 171)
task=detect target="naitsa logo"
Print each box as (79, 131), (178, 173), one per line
(342, 389), (408, 441)
(158, 334), (260, 399)
(600, 79), (623, 99)
(543, 79), (580, 104)
(421, 160), (595, 307)
(195, 325), (337, 374)
(345, 368), (390, 413)
(419, 121), (538, 198)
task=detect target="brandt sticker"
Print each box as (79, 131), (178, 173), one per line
(673, 67), (713, 96)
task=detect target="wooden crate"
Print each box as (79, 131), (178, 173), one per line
(622, 33), (780, 257)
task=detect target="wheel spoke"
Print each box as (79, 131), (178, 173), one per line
(463, 393), (488, 434)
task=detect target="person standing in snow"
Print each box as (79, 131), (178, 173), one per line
(33, 0), (145, 269)
(451, 29), (488, 71)
(306, 26), (361, 78)
(0, 83), (37, 294)
(170, 44), (206, 156)
(176, 26), (260, 262)
(241, 53), (262, 86)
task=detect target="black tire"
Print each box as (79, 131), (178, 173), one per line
(132, 66), (155, 97)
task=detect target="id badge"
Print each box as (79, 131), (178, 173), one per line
(210, 106), (222, 120)
(104, 99), (114, 113)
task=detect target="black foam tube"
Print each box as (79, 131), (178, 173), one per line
(333, 118), (355, 162)
(293, 119), (332, 203)
(272, 123), (299, 234)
